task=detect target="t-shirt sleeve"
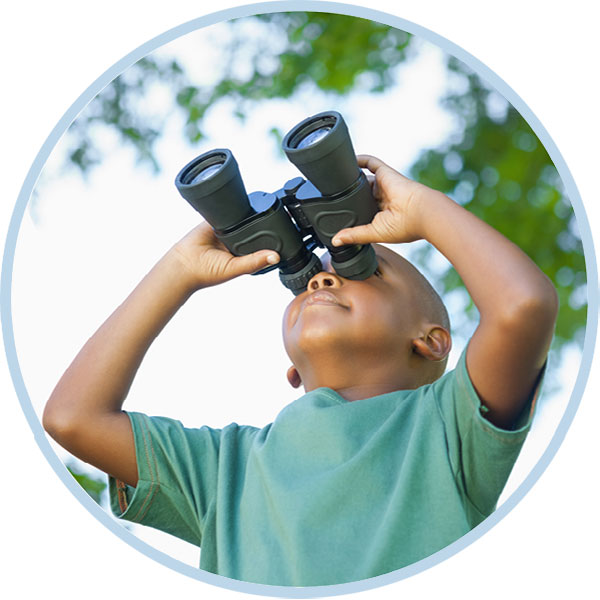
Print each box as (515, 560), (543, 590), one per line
(107, 411), (223, 546)
(432, 343), (544, 521)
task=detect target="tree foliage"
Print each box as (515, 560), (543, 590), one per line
(409, 57), (585, 348)
(63, 11), (586, 352)
(67, 13), (412, 173)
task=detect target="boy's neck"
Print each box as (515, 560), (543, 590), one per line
(299, 357), (423, 402)
(322, 382), (410, 402)
(292, 341), (436, 402)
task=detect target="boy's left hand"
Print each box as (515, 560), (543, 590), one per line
(331, 154), (431, 247)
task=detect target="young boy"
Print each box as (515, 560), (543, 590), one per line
(43, 154), (558, 586)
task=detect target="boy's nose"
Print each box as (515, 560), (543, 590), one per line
(307, 270), (343, 291)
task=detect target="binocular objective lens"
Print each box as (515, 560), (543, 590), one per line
(189, 163), (224, 184)
(297, 126), (332, 149)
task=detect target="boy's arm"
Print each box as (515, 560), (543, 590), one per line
(43, 223), (279, 487)
(333, 154), (559, 429)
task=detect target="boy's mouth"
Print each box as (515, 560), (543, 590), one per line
(304, 290), (348, 309)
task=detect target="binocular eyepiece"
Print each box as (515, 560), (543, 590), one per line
(175, 111), (379, 295)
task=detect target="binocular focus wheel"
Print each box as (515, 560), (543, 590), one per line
(279, 254), (323, 296)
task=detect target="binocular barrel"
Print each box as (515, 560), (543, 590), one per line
(174, 111), (378, 295)
(282, 112), (361, 196)
(175, 149), (255, 232)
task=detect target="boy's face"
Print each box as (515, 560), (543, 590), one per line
(282, 245), (425, 370)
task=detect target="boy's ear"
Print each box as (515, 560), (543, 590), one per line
(412, 326), (452, 362)
(286, 366), (302, 389)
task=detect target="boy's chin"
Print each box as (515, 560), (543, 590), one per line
(289, 330), (363, 363)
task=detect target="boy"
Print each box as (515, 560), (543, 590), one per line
(43, 154), (558, 586)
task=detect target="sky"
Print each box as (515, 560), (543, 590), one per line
(1, 2), (599, 599)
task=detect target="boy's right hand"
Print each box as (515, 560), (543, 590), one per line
(171, 222), (280, 292)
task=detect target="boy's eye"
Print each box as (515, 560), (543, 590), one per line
(373, 267), (383, 278)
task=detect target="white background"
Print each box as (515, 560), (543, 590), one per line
(1, 1), (598, 598)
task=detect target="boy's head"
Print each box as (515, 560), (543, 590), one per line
(282, 244), (451, 399)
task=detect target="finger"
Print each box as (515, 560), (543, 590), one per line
(356, 154), (388, 173)
(226, 249), (280, 278)
(331, 224), (378, 247)
(364, 174), (383, 202)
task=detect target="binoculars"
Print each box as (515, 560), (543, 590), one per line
(175, 111), (378, 295)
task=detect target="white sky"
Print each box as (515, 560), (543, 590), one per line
(10, 22), (581, 566)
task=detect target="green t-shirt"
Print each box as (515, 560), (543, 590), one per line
(108, 347), (538, 586)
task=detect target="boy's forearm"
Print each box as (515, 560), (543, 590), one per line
(418, 190), (558, 327)
(43, 250), (196, 429)
(43, 220), (280, 438)
(417, 189), (558, 427)
(43, 223), (277, 483)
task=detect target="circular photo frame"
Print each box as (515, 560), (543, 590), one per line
(2, 2), (597, 597)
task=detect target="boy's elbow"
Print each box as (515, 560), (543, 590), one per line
(528, 276), (559, 321)
(42, 393), (83, 445)
(504, 277), (559, 331)
(42, 400), (73, 442)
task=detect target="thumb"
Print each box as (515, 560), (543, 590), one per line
(226, 249), (280, 278)
(331, 224), (378, 247)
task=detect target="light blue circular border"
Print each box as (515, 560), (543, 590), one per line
(2, 1), (597, 597)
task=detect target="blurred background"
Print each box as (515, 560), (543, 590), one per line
(11, 12), (586, 566)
